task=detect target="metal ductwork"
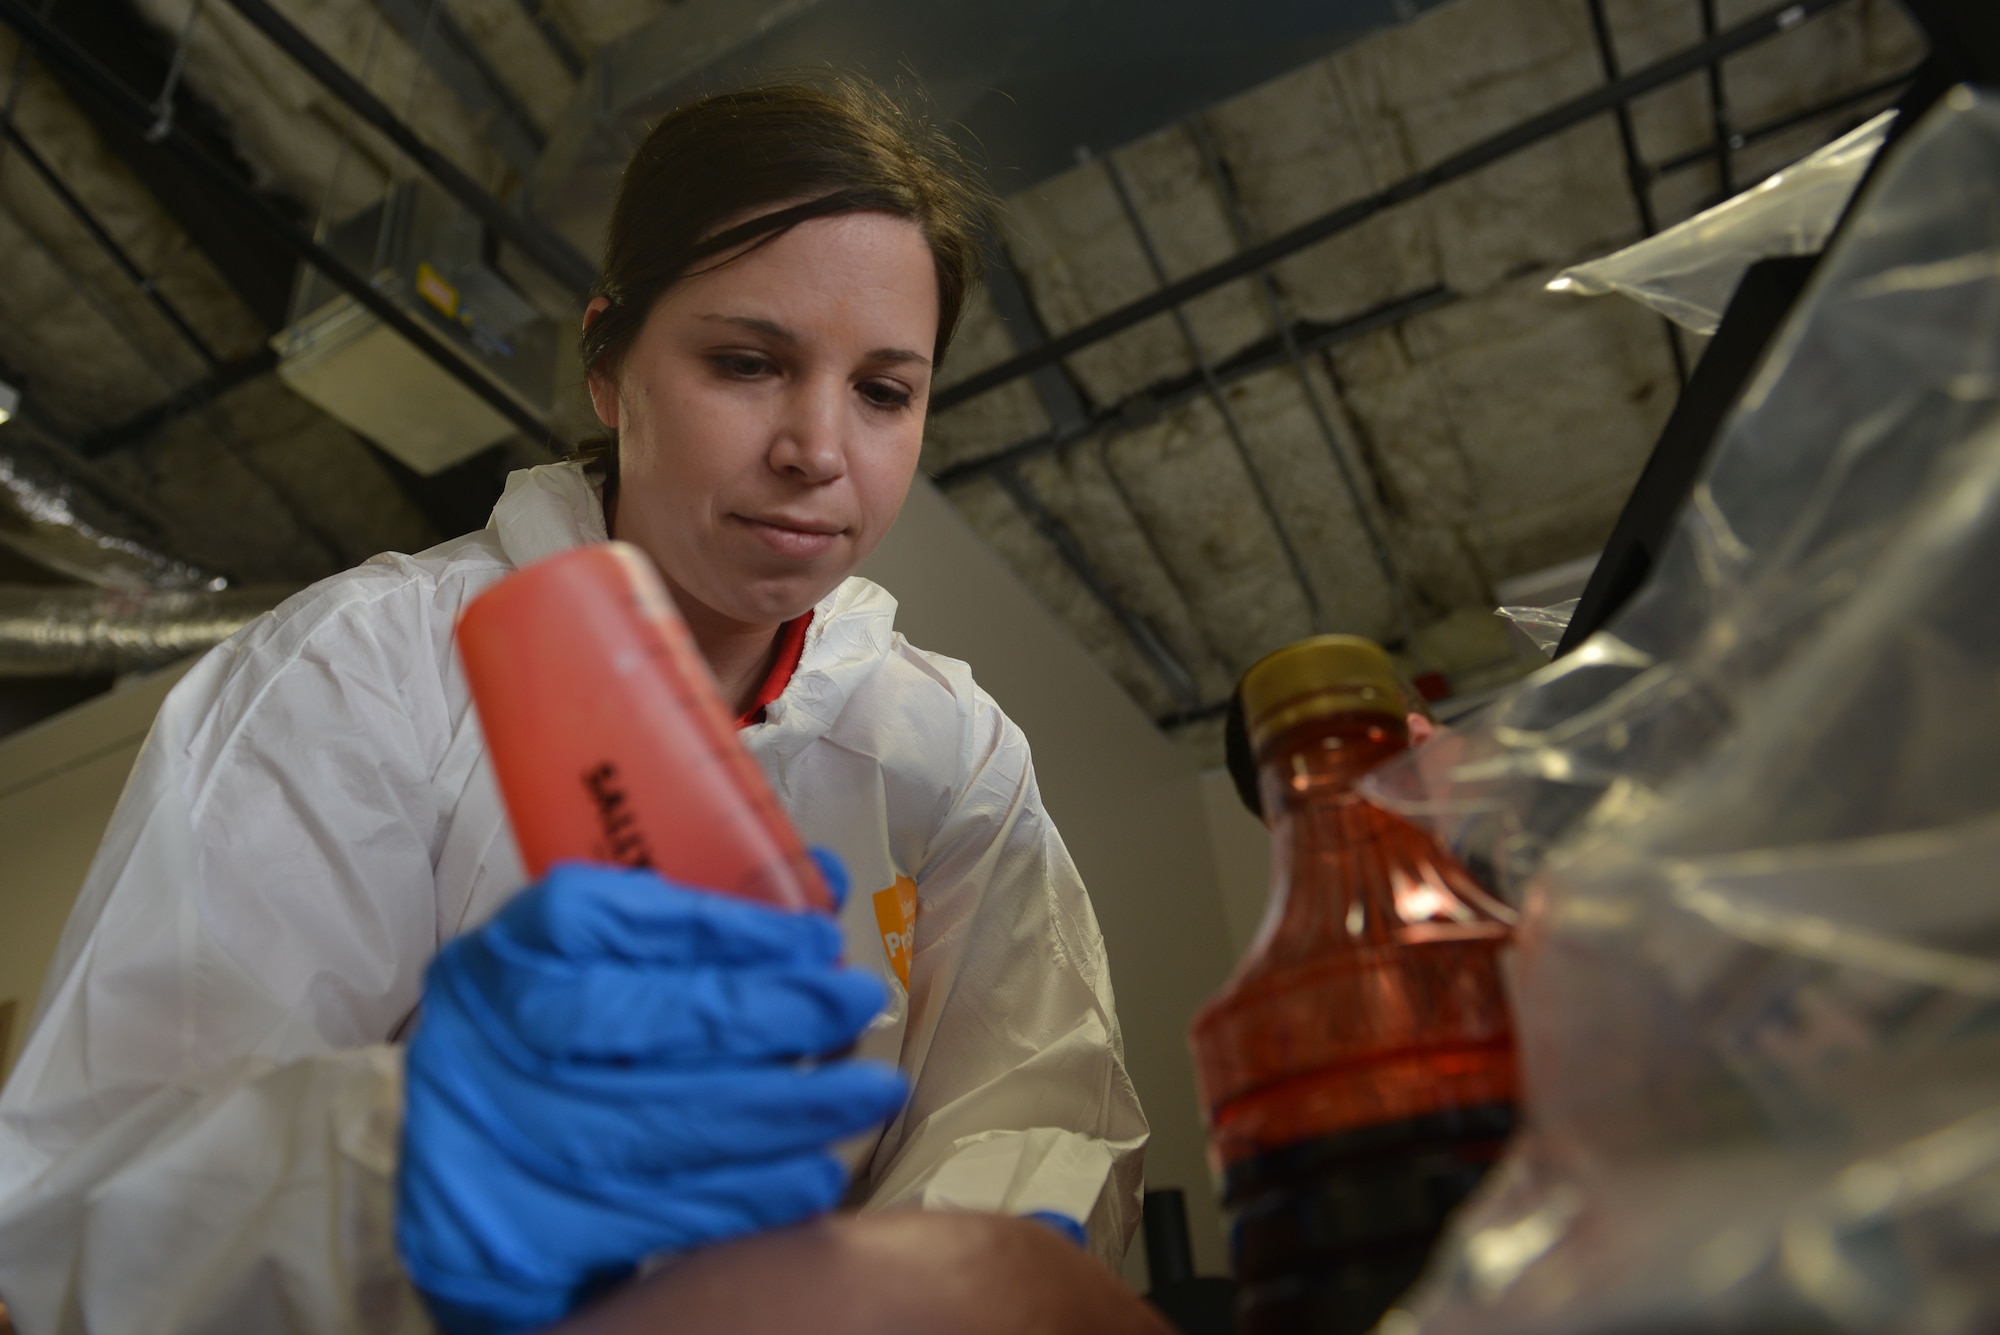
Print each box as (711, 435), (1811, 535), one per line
(0, 427), (222, 592)
(0, 425), (272, 678)
(0, 584), (291, 677)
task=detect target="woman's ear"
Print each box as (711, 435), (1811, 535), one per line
(583, 297), (619, 431)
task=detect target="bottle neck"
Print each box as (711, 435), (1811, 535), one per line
(1255, 709), (1410, 818)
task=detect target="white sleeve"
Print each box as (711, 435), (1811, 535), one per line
(0, 578), (449, 1334)
(855, 691), (1150, 1270)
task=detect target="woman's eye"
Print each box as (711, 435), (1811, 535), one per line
(860, 380), (914, 411)
(712, 353), (775, 379)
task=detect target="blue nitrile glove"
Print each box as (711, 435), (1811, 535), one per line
(396, 856), (908, 1335)
(1025, 1211), (1088, 1248)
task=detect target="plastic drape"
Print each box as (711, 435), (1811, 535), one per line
(1494, 600), (1576, 656)
(1548, 112), (1892, 335)
(1362, 87), (2000, 1335)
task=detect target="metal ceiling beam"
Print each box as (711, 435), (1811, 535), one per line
(932, 0), (1852, 414)
(995, 466), (1203, 709)
(1188, 115), (1421, 654)
(1100, 151), (1327, 634)
(1697, 0), (1737, 199)
(508, 0), (585, 79)
(933, 286), (1455, 490)
(0, 0), (562, 446)
(376, 0), (545, 175)
(1653, 68), (1915, 176)
(80, 347), (277, 456)
(215, 0), (594, 293)
(978, 234), (1206, 708)
(1585, 0), (1689, 385)
(31, 0), (300, 331)
(0, 110), (221, 369)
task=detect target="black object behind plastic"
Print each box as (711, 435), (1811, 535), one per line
(1555, 255), (1818, 656)
(1144, 1188), (1239, 1335)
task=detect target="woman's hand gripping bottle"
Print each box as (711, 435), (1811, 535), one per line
(1189, 636), (1518, 1335)
(455, 540), (832, 911)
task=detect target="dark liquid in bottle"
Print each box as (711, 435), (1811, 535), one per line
(1191, 709), (1518, 1335)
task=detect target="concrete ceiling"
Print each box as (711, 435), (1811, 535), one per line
(0, 0), (1926, 751)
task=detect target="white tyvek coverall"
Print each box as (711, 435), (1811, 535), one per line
(0, 462), (1148, 1334)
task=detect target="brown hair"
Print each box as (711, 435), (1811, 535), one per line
(575, 77), (993, 475)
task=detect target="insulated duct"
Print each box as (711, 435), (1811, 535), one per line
(0, 428), (222, 591)
(0, 584), (290, 676)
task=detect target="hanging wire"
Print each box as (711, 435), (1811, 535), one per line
(311, 0), (392, 244)
(145, 0), (207, 143)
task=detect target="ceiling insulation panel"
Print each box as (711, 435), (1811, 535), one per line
(950, 474), (1186, 719)
(0, 38), (264, 434)
(130, 0), (515, 218)
(94, 375), (435, 581)
(922, 286), (1054, 474)
(1015, 442), (1237, 704)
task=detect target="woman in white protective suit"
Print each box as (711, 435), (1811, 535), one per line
(0, 80), (1147, 1335)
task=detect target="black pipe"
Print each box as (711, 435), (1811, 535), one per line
(933, 287), (1455, 490)
(1584, 0), (1688, 386)
(930, 0), (1852, 415)
(217, 0), (594, 294)
(1653, 68), (1916, 176)
(509, 0), (585, 79)
(81, 346), (277, 455)
(0, 113), (221, 368)
(0, 0), (562, 447)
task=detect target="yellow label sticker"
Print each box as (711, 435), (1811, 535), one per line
(415, 261), (459, 319)
(871, 875), (918, 989)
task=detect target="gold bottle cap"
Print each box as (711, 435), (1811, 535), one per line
(1239, 635), (1405, 751)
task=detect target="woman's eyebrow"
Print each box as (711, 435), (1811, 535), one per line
(701, 313), (797, 343)
(700, 313), (930, 368)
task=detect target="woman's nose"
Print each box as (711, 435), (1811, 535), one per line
(768, 377), (847, 484)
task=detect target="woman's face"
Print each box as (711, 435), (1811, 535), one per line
(587, 211), (939, 633)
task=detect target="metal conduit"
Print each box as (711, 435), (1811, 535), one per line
(1185, 116), (1422, 655)
(976, 239), (1207, 707)
(1099, 152), (1327, 633)
(1699, 0), (1737, 199)
(1089, 432), (1237, 681)
(931, 0), (1851, 414)
(994, 466), (1202, 708)
(1654, 68), (1916, 175)
(933, 287), (1455, 490)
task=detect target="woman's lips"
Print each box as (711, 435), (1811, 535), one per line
(735, 514), (843, 560)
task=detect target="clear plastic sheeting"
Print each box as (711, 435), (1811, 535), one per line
(1359, 86), (2000, 1335)
(1494, 600), (1576, 655)
(1547, 112), (1893, 335)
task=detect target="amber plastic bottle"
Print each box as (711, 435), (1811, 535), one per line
(456, 541), (832, 912)
(1189, 636), (1518, 1335)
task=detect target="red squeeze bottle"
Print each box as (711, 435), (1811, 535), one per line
(456, 541), (833, 912)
